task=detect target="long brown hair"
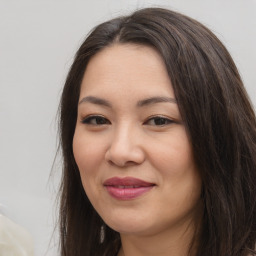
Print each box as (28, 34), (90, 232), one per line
(58, 8), (256, 256)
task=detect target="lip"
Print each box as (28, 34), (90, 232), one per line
(103, 177), (155, 200)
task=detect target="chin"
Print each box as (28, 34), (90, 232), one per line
(107, 219), (141, 233)
(104, 215), (157, 236)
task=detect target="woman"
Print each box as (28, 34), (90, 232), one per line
(58, 7), (256, 256)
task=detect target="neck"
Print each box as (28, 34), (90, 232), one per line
(117, 215), (201, 256)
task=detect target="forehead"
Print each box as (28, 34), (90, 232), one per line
(80, 43), (174, 99)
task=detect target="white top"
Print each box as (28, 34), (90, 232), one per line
(0, 215), (34, 256)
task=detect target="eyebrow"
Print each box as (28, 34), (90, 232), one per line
(137, 96), (177, 107)
(78, 96), (112, 107)
(78, 96), (177, 107)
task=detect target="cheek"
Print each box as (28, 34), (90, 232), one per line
(148, 129), (201, 199)
(73, 129), (105, 203)
(72, 129), (107, 197)
(149, 129), (195, 177)
(73, 129), (105, 171)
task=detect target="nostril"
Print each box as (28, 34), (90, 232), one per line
(105, 152), (144, 167)
(107, 158), (136, 168)
(104, 137), (145, 167)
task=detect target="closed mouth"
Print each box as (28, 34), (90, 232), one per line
(103, 177), (155, 200)
(103, 176), (155, 187)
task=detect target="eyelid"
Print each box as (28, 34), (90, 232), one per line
(80, 114), (111, 125)
(143, 115), (175, 126)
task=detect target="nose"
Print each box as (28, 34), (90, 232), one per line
(105, 125), (145, 167)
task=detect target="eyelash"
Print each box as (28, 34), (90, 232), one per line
(144, 116), (174, 126)
(81, 115), (174, 126)
(81, 115), (110, 125)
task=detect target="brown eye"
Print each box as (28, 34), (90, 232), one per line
(81, 115), (111, 125)
(145, 116), (174, 126)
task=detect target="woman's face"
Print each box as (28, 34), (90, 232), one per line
(73, 44), (202, 236)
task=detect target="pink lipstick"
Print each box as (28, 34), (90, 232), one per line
(103, 177), (155, 200)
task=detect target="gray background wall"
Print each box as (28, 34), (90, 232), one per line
(0, 1), (255, 255)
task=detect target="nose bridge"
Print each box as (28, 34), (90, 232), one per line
(113, 122), (136, 151)
(105, 121), (145, 166)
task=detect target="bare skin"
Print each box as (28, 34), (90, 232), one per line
(73, 43), (203, 256)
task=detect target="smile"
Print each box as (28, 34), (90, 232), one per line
(103, 177), (155, 200)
